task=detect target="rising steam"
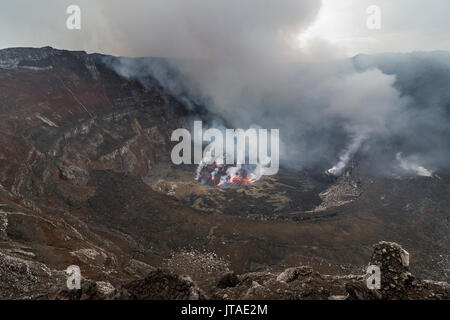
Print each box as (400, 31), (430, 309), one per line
(396, 153), (433, 177)
(94, 1), (449, 177)
(327, 132), (368, 176)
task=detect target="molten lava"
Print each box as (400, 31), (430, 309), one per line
(196, 161), (256, 188)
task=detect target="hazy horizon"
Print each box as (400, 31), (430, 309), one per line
(2, 1), (450, 59)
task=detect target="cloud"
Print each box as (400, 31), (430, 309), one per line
(2, 0), (450, 56)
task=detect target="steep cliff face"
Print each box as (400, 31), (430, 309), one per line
(0, 47), (195, 203)
(0, 47), (207, 284)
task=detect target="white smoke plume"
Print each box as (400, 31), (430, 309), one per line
(396, 153), (433, 177)
(90, 1), (448, 176)
(323, 69), (404, 175)
(327, 132), (367, 176)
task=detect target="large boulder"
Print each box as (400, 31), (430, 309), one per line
(217, 272), (240, 289)
(55, 280), (117, 300)
(369, 241), (413, 295)
(347, 241), (449, 300)
(119, 269), (207, 300)
(276, 266), (313, 283)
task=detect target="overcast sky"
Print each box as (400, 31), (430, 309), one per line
(1, 0), (450, 58)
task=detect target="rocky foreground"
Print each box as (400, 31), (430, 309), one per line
(1, 241), (448, 300)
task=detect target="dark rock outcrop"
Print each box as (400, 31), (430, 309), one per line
(217, 272), (240, 289)
(276, 266), (313, 283)
(55, 280), (116, 300)
(118, 269), (207, 300)
(346, 241), (450, 300)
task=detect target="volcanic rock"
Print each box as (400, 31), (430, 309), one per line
(118, 269), (207, 300)
(367, 241), (413, 298)
(217, 272), (240, 289)
(346, 241), (449, 300)
(276, 266), (313, 283)
(0, 251), (65, 299)
(55, 280), (117, 300)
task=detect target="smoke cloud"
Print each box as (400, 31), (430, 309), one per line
(95, 0), (448, 176)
